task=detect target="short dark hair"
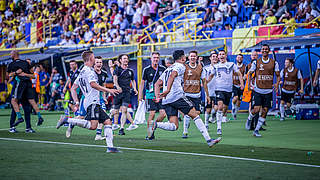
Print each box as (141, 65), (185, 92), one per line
(173, 50), (184, 61)
(82, 50), (93, 62)
(189, 50), (198, 55)
(118, 54), (129, 61)
(262, 44), (270, 49)
(210, 51), (217, 56)
(95, 56), (103, 59)
(69, 60), (76, 63)
(151, 51), (160, 56)
(286, 58), (294, 64)
(165, 57), (174, 64)
(219, 49), (226, 53)
(237, 54), (243, 57)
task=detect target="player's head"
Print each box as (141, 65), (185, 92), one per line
(52, 66), (58, 73)
(119, 54), (129, 67)
(82, 50), (95, 67)
(261, 44), (270, 58)
(188, 50), (198, 64)
(34, 64), (41, 73)
(173, 50), (185, 63)
(209, 51), (218, 64)
(236, 54), (243, 64)
(218, 50), (226, 63)
(251, 51), (258, 61)
(10, 50), (19, 60)
(285, 58), (294, 68)
(69, 60), (78, 71)
(94, 56), (103, 71)
(165, 57), (174, 67)
(151, 51), (160, 65)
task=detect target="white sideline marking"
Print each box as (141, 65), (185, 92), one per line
(0, 137), (319, 168)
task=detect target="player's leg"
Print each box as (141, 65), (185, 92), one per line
(112, 93), (122, 130)
(119, 105), (128, 135)
(156, 104), (179, 131)
(22, 101), (35, 133)
(280, 100), (285, 121)
(95, 123), (106, 140)
(253, 93), (271, 137)
(146, 109), (156, 138)
(231, 96), (238, 120)
(188, 107), (222, 147)
(247, 92), (261, 129)
(103, 119), (120, 153)
(205, 97), (212, 128)
(11, 81), (24, 125)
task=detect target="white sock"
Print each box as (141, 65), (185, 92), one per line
(205, 112), (209, 126)
(255, 117), (265, 131)
(68, 118), (91, 129)
(248, 112), (254, 120)
(232, 102), (236, 115)
(211, 108), (216, 120)
(216, 111), (222, 130)
(183, 115), (190, 134)
(104, 125), (113, 148)
(280, 104), (285, 118)
(235, 105), (240, 114)
(194, 116), (211, 141)
(157, 122), (177, 131)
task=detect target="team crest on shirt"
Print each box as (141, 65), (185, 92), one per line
(259, 64), (264, 70)
(187, 70), (192, 76)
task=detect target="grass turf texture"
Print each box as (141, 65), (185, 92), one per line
(0, 109), (319, 179)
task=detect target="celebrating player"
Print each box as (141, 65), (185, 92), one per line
(231, 54), (246, 120)
(208, 50), (244, 135)
(56, 51), (120, 153)
(182, 50), (208, 138)
(204, 51), (219, 128)
(279, 58), (304, 121)
(153, 50), (221, 147)
(246, 44), (280, 137)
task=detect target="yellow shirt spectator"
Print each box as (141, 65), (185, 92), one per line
(265, 16), (277, 25)
(0, 0), (6, 11)
(15, 31), (23, 40)
(42, 0), (48, 5)
(282, 18), (296, 34)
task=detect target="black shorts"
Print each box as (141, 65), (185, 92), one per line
(215, 91), (232, 106)
(147, 99), (164, 111)
(232, 85), (243, 100)
(13, 80), (35, 100)
(113, 91), (131, 109)
(280, 91), (294, 103)
(186, 96), (201, 111)
(252, 91), (272, 108)
(85, 104), (110, 123)
(164, 97), (194, 118)
(206, 96), (218, 108)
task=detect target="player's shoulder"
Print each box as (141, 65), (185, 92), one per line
(101, 69), (108, 75)
(143, 65), (151, 71)
(159, 65), (166, 70)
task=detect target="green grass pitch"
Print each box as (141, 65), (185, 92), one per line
(0, 109), (319, 180)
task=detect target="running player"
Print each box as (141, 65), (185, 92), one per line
(56, 51), (120, 153)
(138, 52), (166, 140)
(204, 51), (219, 128)
(153, 50), (221, 147)
(208, 50), (244, 135)
(279, 58), (304, 121)
(231, 54), (246, 120)
(94, 56), (109, 140)
(246, 44), (280, 137)
(182, 50), (208, 138)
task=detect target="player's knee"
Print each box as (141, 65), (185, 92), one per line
(104, 119), (112, 125)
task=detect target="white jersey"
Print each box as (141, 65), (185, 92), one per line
(211, 61), (239, 93)
(74, 66), (100, 110)
(204, 64), (216, 97)
(159, 62), (185, 105)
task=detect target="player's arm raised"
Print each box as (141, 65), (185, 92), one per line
(160, 71), (177, 98)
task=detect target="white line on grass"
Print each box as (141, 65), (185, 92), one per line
(0, 137), (319, 168)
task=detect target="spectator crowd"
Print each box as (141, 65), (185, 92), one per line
(0, 0), (319, 48)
